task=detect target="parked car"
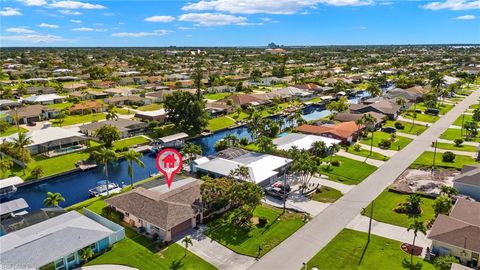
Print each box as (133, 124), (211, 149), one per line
(381, 127), (397, 134)
(264, 181), (291, 199)
(425, 108), (440, 116)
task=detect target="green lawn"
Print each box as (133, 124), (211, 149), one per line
(403, 112), (439, 123)
(113, 136), (150, 151)
(453, 114), (473, 126)
(411, 151), (479, 170)
(309, 186), (343, 203)
(320, 156), (377, 185)
(137, 103), (164, 111)
(52, 113), (105, 126)
(413, 103), (453, 115)
(307, 229), (435, 270)
(0, 125), (28, 137)
(113, 107), (133, 115)
(360, 132), (412, 151)
(345, 147), (390, 161)
(207, 116), (236, 131)
(440, 128), (480, 142)
(363, 190), (436, 228)
(434, 142), (479, 152)
(205, 92), (232, 100)
(384, 120), (428, 135)
(205, 204), (305, 257)
(470, 104), (480, 109)
(46, 102), (73, 110)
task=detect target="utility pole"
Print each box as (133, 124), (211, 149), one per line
(368, 200), (374, 243)
(432, 140), (438, 170)
(461, 111), (466, 137)
(283, 170), (287, 214)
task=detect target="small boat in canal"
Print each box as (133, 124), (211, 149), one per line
(88, 181), (122, 197)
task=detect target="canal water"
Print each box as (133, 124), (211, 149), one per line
(3, 93), (376, 211)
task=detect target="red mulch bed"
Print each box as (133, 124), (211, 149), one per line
(401, 243), (423, 256)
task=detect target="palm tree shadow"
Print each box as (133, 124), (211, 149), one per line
(169, 260), (184, 270)
(402, 258), (423, 270)
(261, 213), (282, 235)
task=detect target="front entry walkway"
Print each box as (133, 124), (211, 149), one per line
(176, 226), (256, 270)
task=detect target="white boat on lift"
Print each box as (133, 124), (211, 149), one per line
(88, 180), (122, 197)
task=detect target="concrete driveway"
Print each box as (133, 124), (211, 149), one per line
(176, 226), (256, 270)
(263, 193), (330, 217)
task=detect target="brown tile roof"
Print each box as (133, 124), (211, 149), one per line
(105, 178), (202, 230)
(296, 121), (363, 140)
(334, 112), (386, 123)
(223, 94), (267, 106)
(69, 101), (103, 112)
(7, 104), (56, 118)
(428, 199), (480, 253)
(349, 100), (401, 115)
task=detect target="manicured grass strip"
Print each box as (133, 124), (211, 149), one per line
(384, 120), (427, 135)
(360, 132), (412, 151)
(440, 128), (480, 142)
(113, 107), (133, 115)
(0, 125), (28, 137)
(113, 136), (150, 151)
(207, 116), (236, 131)
(403, 112), (439, 123)
(137, 103), (164, 111)
(411, 151), (479, 170)
(309, 186), (342, 203)
(453, 114), (474, 126)
(363, 190), (436, 228)
(434, 142), (479, 152)
(413, 103), (453, 115)
(205, 92), (233, 100)
(320, 156), (377, 185)
(52, 113), (105, 126)
(205, 204), (305, 257)
(46, 102), (73, 110)
(345, 147), (389, 161)
(307, 229), (435, 270)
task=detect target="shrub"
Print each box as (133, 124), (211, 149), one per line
(353, 144), (362, 151)
(442, 151), (456, 162)
(433, 255), (459, 270)
(331, 160), (341, 167)
(239, 138), (249, 146)
(30, 166), (44, 179)
(394, 122), (405, 130)
(378, 139), (392, 149)
(257, 217), (268, 227)
(453, 138), (464, 147)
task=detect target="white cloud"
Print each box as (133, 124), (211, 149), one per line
(50, 1), (106, 9)
(7, 27), (36, 33)
(454, 14), (476, 19)
(182, 0), (372, 15)
(18, 0), (47, 6)
(359, 26), (367, 29)
(112, 30), (171, 37)
(178, 13), (247, 26)
(72, 27), (107, 32)
(59, 9), (82, 15)
(71, 19), (81, 23)
(422, 0), (480, 10)
(1, 34), (66, 43)
(145, 15), (176, 22)
(178, 26), (196, 30)
(0, 7), (23, 16)
(38, 23), (60, 28)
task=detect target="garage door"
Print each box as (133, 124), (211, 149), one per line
(171, 219), (192, 237)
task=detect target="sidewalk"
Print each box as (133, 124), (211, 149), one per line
(397, 116), (432, 127)
(337, 150), (384, 167)
(310, 175), (355, 194)
(437, 138), (479, 147)
(176, 226), (256, 270)
(347, 214), (432, 256)
(427, 147), (478, 158)
(357, 143), (397, 157)
(396, 132), (418, 139)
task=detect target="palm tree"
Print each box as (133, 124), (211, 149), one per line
(183, 143), (203, 167)
(405, 194), (423, 216)
(13, 131), (32, 175)
(366, 83), (382, 97)
(362, 114), (376, 155)
(91, 147), (117, 196)
(124, 150), (145, 188)
(407, 220), (427, 267)
(311, 140), (327, 158)
(0, 156), (13, 177)
(106, 106), (119, 121)
(327, 143), (341, 167)
(229, 165), (250, 182)
(182, 236), (193, 257)
(79, 247), (94, 263)
(440, 185), (459, 198)
(43, 192), (65, 207)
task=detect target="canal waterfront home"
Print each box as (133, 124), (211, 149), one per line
(105, 177), (202, 242)
(296, 121), (364, 144)
(349, 99), (402, 120)
(193, 147), (292, 186)
(272, 133), (341, 151)
(4, 127), (88, 156)
(427, 198), (480, 268)
(0, 209), (124, 270)
(79, 118), (147, 138)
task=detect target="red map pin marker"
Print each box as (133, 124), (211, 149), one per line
(155, 148), (183, 188)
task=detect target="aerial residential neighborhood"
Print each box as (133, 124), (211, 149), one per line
(0, 0), (479, 270)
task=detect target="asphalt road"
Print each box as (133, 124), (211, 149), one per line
(248, 89), (480, 270)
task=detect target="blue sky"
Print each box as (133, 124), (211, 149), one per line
(1, 0), (479, 46)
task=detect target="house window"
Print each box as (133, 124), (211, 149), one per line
(66, 253), (75, 263)
(89, 243), (96, 251)
(54, 259), (64, 270)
